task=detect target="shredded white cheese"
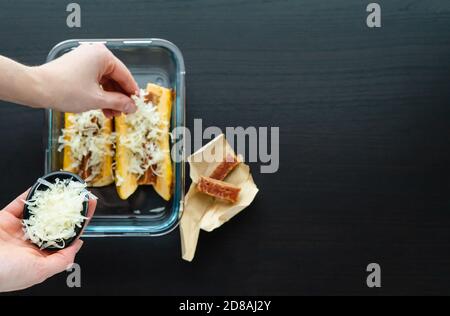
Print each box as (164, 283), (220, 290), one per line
(116, 174), (124, 187)
(120, 89), (167, 177)
(23, 179), (89, 249)
(58, 110), (115, 183)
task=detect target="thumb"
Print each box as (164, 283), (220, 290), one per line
(42, 240), (84, 278)
(97, 89), (137, 114)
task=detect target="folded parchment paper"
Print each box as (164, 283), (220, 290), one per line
(180, 134), (259, 261)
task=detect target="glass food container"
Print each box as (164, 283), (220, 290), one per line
(44, 39), (185, 236)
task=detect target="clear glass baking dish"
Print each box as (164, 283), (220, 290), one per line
(44, 39), (185, 236)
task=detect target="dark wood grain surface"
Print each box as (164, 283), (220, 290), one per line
(1, 0), (450, 295)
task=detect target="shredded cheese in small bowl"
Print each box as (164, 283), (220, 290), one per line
(22, 171), (92, 250)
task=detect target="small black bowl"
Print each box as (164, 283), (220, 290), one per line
(23, 171), (89, 250)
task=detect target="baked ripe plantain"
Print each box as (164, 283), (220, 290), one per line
(61, 111), (114, 187)
(115, 83), (173, 201)
(114, 113), (138, 199)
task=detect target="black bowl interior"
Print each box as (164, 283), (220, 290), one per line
(23, 171), (89, 250)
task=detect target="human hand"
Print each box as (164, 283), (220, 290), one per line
(34, 43), (139, 117)
(0, 190), (97, 292)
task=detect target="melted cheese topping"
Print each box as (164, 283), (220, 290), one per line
(58, 110), (115, 183)
(120, 89), (167, 177)
(23, 179), (89, 249)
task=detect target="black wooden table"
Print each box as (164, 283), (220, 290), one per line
(1, 0), (450, 295)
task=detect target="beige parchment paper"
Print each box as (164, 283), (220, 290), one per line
(180, 134), (259, 261)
